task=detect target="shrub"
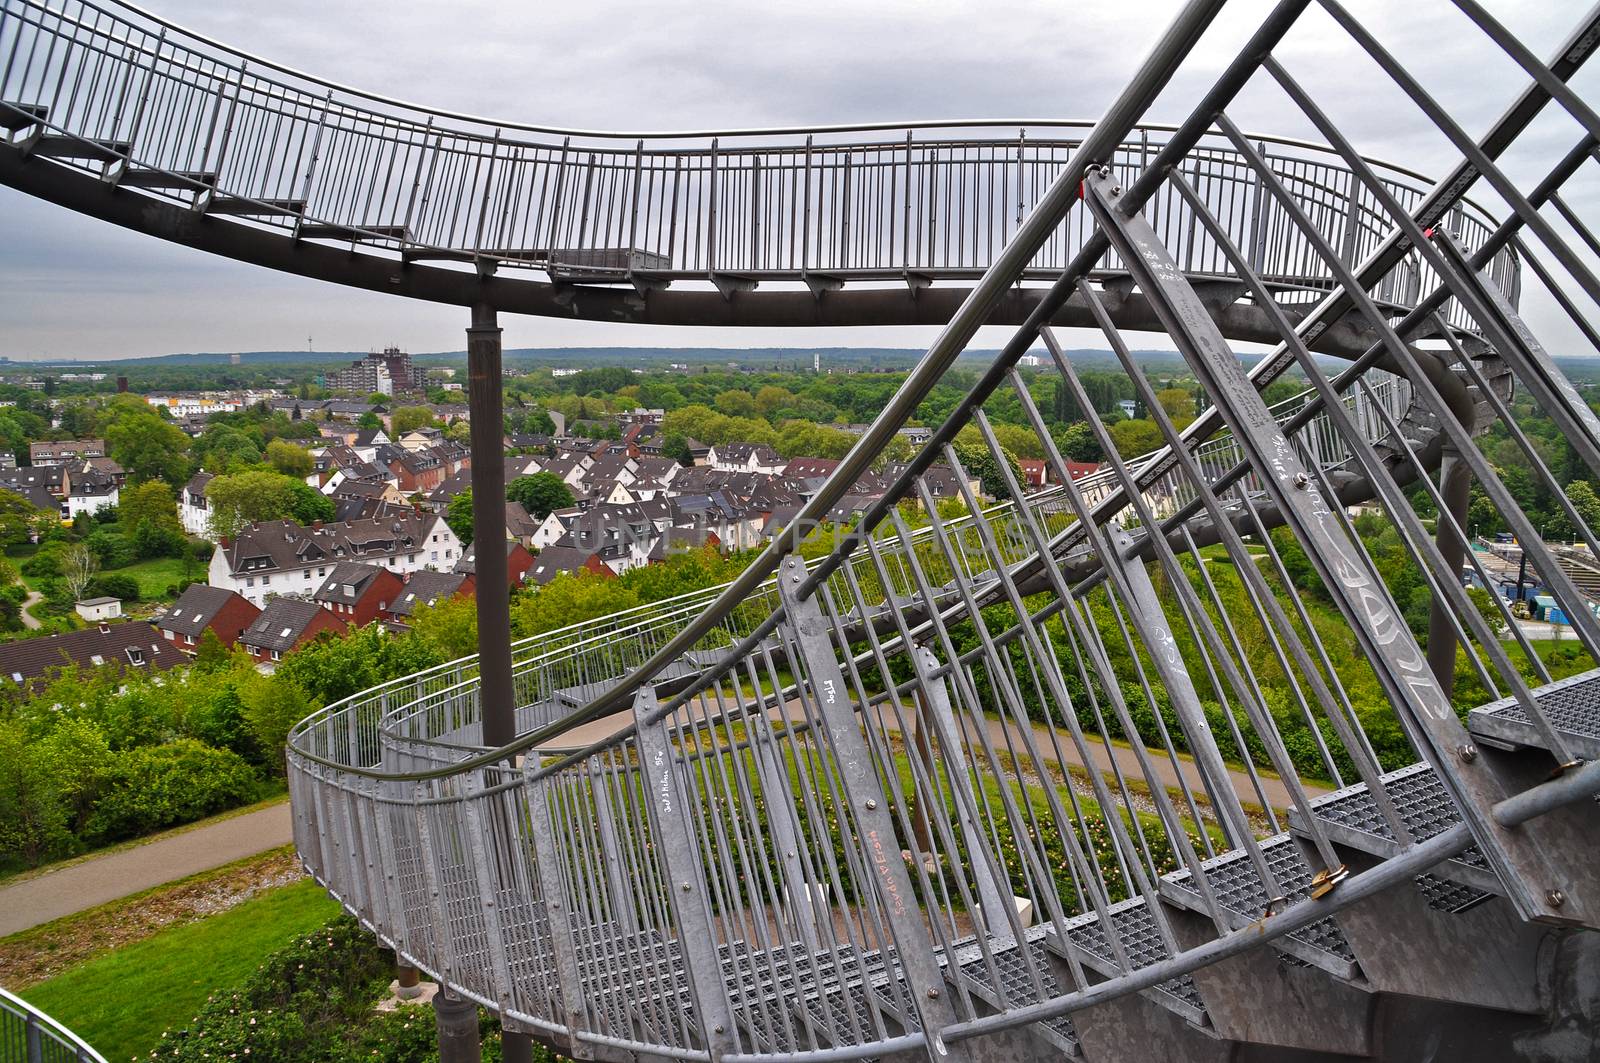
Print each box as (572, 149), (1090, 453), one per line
(20, 540), (68, 579)
(84, 739), (261, 844)
(159, 916), (538, 1063)
(132, 519), (187, 559)
(87, 572), (140, 602)
(85, 528), (135, 569)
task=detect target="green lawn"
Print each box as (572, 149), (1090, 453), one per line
(19, 878), (339, 1061)
(108, 556), (195, 601)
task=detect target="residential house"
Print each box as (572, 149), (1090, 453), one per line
(454, 540), (536, 588)
(157, 584), (261, 651)
(239, 597), (346, 666)
(382, 570), (475, 627)
(0, 620), (185, 689)
(527, 545), (613, 585)
(29, 438), (104, 466)
(783, 457), (841, 481)
(504, 501), (542, 549)
(209, 510), (462, 606)
(313, 562), (405, 628)
(709, 442), (785, 475)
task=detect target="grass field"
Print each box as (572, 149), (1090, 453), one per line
(107, 556), (196, 601)
(18, 878), (339, 1061)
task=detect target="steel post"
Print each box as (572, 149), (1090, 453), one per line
(467, 302), (514, 750)
(433, 989), (483, 1063)
(1426, 447), (1473, 694)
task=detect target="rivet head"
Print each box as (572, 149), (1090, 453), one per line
(927, 987), (941, 999)
(1293, 472), (1309, 490)
(681, 882), (692, 892)
(1548, 889), (1566, 908)
(791, 574), (801, 583)
(1457, 743), (1478, 763)
(865, 799), (878, 810)
(714, 1025), (726, 1034)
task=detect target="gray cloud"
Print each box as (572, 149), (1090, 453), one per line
(0, 0), (1594, 360)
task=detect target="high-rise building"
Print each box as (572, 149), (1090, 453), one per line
(329, 346), (418, 395)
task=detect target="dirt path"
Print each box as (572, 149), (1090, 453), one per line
(19, 588), (41, 629)
(0, 802), (294, 937)
(553, 694), (1327, 815)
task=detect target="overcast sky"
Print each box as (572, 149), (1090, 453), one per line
(0, 0), (1595, 360)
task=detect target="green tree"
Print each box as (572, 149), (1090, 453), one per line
(507, 472), (574, 520)
(511, 571), (641, 638)
(1155, 387), (1197, 423)
(0, 487), (50, 548)
(1053, 421), (1103, 463)
(286, 480), (336, 525)
(0, 721), (72, 866)
(356, 411), (383, 431)
(274, 623), (444, 708)
(106, 408), (193, 486)
(446, 488), (475, 546)
(390, 406), (436, 435)
(952, 441), (1023, 501)
(238, 676), (314, 774)
(265, 439), (314, 478)
(119, 479), (182, 536)
(1108, 418), (1164, 459)
(409, 594), (478, 660)
(205, 470), (300, 539)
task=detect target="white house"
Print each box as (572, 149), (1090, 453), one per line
(208, 510), (462, 606)
(181, 471), (214, 537)
(708, 443), (786, 476)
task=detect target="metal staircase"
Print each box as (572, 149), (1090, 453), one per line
(4, 0), (1600, 1060)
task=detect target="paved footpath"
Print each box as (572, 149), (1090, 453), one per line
(0, 801), (294, 937)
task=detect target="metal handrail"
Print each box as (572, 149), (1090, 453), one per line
(0, 988), (107, 1063)
(0, 0), (1515, 319)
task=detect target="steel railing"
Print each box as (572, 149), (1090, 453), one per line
(0, 0), (1515, 330)
(0, 989), (107, 1063)
(5, 0), (1599, 1059)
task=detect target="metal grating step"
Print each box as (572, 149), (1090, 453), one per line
(1290, 761), (1501, 901)
(204, 195), (306, 217)
(298, 221), (410, 242)
(955, 937), (1081, 1055)
(27, 133), (127, 162)
(117, 167), (215, 190)
(0, 102), (46, 131)
(1159, 833), (1358, 979)
(1052, 896), (1209, 1026)
(1468, 666), (1600, 759)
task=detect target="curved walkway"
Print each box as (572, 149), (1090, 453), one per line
(19, 589), (42, 630)
(0, 802), (293, 937)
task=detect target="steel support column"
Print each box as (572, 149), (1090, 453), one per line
(465, 302), (528, 1063)
(468, 302), (514, 749)
(1426, 448), (1473, 695)
(434, 989), (482, 1063)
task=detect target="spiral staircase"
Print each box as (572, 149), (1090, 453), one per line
(5, 0), (1600, 1060)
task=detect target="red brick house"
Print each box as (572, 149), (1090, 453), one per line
(454, 540), (536, 589)
(313, 562), (405, 628)
(157, 584), (260, 651)
(527, 545), (614, 585)
(238, 597), (346, 666)
(382, 571), (476, 627)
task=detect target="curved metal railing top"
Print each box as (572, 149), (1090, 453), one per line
(0, 0), (1516, 319)
(1, 988), (108, 1063)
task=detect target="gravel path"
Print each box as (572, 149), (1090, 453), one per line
(0, 802), (294, 937)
